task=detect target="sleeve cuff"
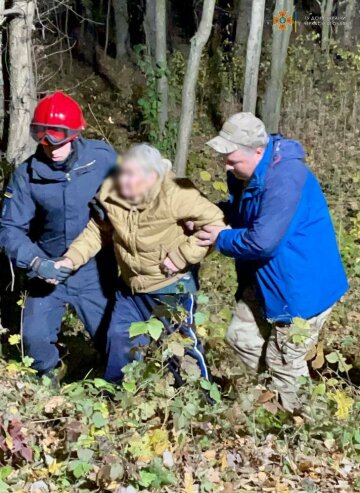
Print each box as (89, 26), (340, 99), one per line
(167, 249), (187, 270)
(17, 243), (48, 269)
(65, 248), (86, 270)
(216, 228), (244, 255)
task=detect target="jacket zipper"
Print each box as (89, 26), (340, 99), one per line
(73, 160), (96, 172)
(65, 161), (96, 182)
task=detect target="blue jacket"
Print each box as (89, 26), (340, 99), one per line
(0, 137), (117, 287)
(216, 134), (348, 322)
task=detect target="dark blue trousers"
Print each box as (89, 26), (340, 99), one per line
(23, 260), (115, 374)
(105, 284), (209, 383)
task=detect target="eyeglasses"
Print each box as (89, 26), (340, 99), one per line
(30, 124), (80, 146)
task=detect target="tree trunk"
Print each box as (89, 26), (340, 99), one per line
(343, 0), (356, 47)
(235, 0), (252, 48)
(112, 0), (129, 59)
(0, 0), (4, 143)
(318, 0), (334, 51)
(144, 0), (156, 57)
(242, 0), (265, 113)
(263, 0), (294, 133)
(174, 0), (216, 177)
(7, 0), (36, 166)
(155, 0), (168, 133)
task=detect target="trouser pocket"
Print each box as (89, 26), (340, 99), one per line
(226, 299), (266, 371)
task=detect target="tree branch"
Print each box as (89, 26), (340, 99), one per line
(3, 6), (25, 18)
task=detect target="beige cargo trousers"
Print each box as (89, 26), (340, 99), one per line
(226, 290), (332, 412)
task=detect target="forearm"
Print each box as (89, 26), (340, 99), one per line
(216, 227), (277, 260)
(0, 226), (47, 268)
(65, 218), (112, 270)
(168, 239), (212, 269)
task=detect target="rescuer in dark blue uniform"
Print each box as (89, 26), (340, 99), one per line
(0, 92), (117, 377)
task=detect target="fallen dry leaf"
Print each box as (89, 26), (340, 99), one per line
(256, 391), (275, 404)
(222, 482), (234, 493)
(258, 471), (267, 482)
(183, 471), (197, 493)
(311, 341), (325, 369)
(44, 396), (65, 413)
(203, 449), (216, 460)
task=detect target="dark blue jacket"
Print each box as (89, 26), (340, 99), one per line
(216, 134), (348, 322)
(0, 137), (117, 287)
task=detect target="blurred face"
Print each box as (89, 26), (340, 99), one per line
(42, 141), (72, 162)
(223, 146), (265, 180)
(117, 158), (158, 201)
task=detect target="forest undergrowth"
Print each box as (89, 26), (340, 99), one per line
(0, 35), (359, 492)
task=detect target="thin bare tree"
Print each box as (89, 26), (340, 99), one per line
(144, 0), (156, 57)
(174, 0), (216, 176)
(155, 0), (168, 134)
(316, 0), (334, 51)
(263, 0), (294, 133)
(7, 0), (37, 166)
(113, 0), (129, 59)
(343, 0), (356, 47)
(242, 0), (266, 113)
(235, 0), (252, 49)
(0, 0), (4, 142)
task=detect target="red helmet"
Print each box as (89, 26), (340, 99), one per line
(31, 92), (87, 146)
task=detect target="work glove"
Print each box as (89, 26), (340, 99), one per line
(30, 257), (73, 282)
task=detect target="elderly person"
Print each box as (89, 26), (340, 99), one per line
(196, 112), (348, 412)
(55, 143), (226, 383)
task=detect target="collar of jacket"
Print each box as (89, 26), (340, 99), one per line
(245, 134), (276, 193)
(98, 171), (173, 211)
(29, 137), (86, 182)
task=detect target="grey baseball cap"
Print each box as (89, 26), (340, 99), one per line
(206, 112), (268, 154)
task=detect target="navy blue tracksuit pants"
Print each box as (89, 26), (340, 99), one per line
(105, 282), (209, 383)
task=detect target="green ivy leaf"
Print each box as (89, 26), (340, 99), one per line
(139, 469), (157, 487)
(200, 379), (211, 390)
(8, 334), (21, 346)
(210, 383), (221, 403)
(110, 463), (124, 481)
(200, 170), (211, 181)
(292, 317), (310, 330)
(194, 311), (207, 325)
(122, 381), (137, 394)
(148, 319), (164, 341)
(354, 430), (360, 444)
(138, 401), (157, 420)
(68, 459), (92, 479)
(129, 321), (149, 338)
(312, 382), (326, 396)
(92, 378), (115, 393)
(0, 466), (12, 481)
(325, 352), (339, 364)
(91, 412), (108, 428)
(292, 334), (306, 344)
(0, 480), (9, 493)
(212, 181), (228, 193)
(22, 356), (34, 368)
(197, 293), (209, 304)
(77, 448), (94, 462)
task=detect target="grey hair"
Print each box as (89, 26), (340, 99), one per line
(122, 143), (172, 179)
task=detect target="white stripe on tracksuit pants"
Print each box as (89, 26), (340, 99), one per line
(104, 285), (210, 383)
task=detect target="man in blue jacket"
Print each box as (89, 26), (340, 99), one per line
(0, 92), (117, 380)
(197, 112), (348, 411)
